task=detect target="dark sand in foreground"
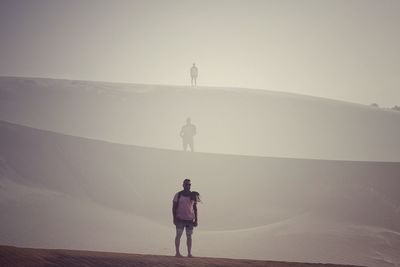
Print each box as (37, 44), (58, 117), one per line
(0, 245), (364, 267)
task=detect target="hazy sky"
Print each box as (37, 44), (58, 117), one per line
(0, 0), (399, 106)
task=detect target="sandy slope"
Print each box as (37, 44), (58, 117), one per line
(1, 72), (400, 267)
(1, 76), (400, 161)
(0, 120), (399, 267)
(0, 245), (364, 267)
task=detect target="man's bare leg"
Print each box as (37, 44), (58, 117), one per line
(187, 231), (193, 257)
(175, 228), (184, 257)
(189, 142), (194, 152)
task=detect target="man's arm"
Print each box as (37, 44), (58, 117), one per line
(172, 192), (179, 225)
(193, 202), (198, 226)
(172, 201), (178, 225)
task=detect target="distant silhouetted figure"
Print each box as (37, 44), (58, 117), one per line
(190, 63), (198, 86)
(180, 118), (196, 152)
(172, 179), (200, 257)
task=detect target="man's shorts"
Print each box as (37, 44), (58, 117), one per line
(175, 219), (194, 235)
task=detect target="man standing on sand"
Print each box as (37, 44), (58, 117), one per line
(180, 117), (196, 152)
(172, 179), (200, 258)
(190, 63), (198, 86)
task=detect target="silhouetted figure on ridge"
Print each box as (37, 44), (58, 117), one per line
(172, 179), (200, 257)
(190, 63), (198, 86)
(180, 117), (196, 152)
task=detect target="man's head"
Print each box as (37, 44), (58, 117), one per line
(183, 178), (191, 191)
(186, 117), (191, 124)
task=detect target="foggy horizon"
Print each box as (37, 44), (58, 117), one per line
(1, 0), (400, 106)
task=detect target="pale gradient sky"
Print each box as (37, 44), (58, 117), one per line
(0, 0), (399, 106)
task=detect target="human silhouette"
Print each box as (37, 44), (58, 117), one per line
(180, 117), (196, 152)
(172, 179), (200, 257)
(190, 63), (198, 86)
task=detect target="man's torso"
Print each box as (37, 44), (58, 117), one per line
(173, 192), (195, 221)
(190, 67), (198, 77)
(181, 124), (196, 138)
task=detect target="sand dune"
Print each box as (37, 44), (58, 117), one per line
(1, 76), (400, 267)
(0, 245), (364, 267)
(1, 76), (400, 161)
(0, 120), (399, 267)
